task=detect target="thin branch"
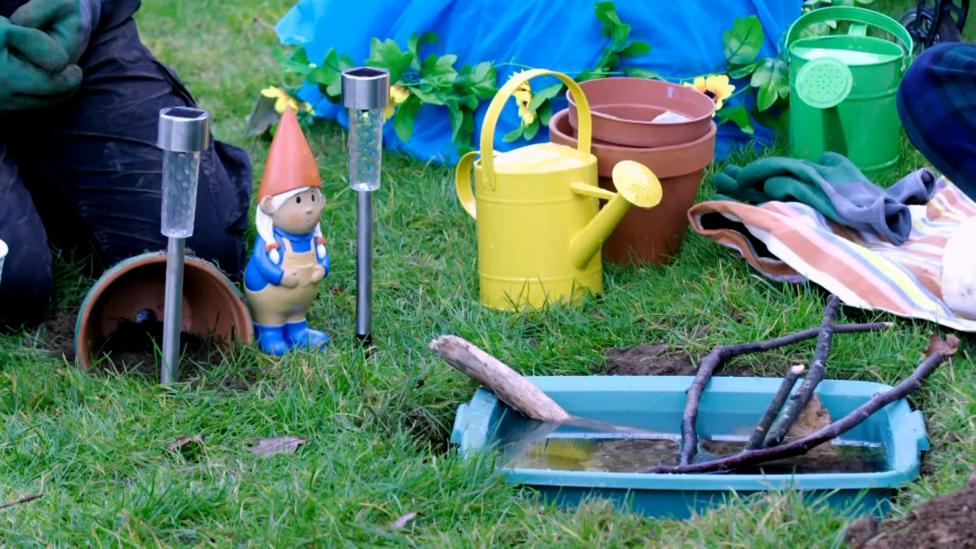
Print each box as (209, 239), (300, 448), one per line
(677, 319), (892, 465)
(762, 295), (841, 447)
(641, 335), (959, 474)
(0, 493), (42, 511)
(745, 364), (806, 450)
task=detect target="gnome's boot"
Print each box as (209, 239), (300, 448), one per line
(285, 320), (330, 350)
(255, 324), (290, 356)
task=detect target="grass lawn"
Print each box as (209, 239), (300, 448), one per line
(2, 0), (974, 545)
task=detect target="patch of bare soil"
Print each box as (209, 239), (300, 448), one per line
(846, 471), (976, 548)
(602, 343), (695, 376)
(87, 319), (220, 376)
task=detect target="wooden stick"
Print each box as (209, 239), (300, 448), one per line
(762, 295), (841, 448)
(429, 335), (571, 423)
(678, 319), (893, 465)
(641, 335), (959, 474)
(744, 364), (806, 450)
(0, 493), (42, 511)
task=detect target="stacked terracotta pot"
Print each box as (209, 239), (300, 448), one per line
(549, 77), (717, 265)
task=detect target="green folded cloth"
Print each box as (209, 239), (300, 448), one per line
(712, 152), (936, 245)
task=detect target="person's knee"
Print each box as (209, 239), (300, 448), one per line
(0, 242), (53, 329)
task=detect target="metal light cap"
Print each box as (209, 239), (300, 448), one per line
(157, 106), (211, 153)
(342, 67), (390, 110)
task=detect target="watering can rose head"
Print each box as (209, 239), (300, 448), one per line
(244, 107), (331, 356)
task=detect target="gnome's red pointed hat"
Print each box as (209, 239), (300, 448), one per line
(257, 107), (321, 202)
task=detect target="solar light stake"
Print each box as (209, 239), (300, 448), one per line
(157, 106), (210, 385)
(342, 67), (389, 347)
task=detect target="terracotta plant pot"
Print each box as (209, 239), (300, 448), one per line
(567, 77), (715, 148)
(74, 252), (254, 369)
(550, 108), (716, 265)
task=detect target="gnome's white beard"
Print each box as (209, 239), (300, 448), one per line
(255, 186), (324, 264)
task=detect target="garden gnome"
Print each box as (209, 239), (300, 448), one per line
(244, 107), (330, 355)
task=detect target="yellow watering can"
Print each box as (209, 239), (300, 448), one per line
(455, 69), (663, 311)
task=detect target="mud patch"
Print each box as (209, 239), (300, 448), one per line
(602, 343), (695, 376)
(87, 319), (221, 376)
(43, 309), (78, 361)
(846, 471), (976, 548)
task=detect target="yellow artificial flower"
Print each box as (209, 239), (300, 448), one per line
(384, 83), (411, 120)
(684, 74), (736, 110)
(509, 72), (536, 126)
(261, 87), (312, 114)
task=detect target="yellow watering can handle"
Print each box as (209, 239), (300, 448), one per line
(479, 69), (592, 189)
(455, 150), (478, 218)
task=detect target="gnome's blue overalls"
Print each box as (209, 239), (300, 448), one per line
(245, 228), (330, 355)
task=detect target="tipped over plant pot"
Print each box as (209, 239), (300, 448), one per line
(74, 252), (253, 370)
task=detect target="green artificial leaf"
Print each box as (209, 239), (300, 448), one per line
(538, 100), (553, 126)
(757, 83), (778, 111)
(605, 53), (621, 70)
(728, 61), (759, 79)
(723, 15), (764, 65)
(276, 47), (313, 76)
(393, 94), (422, 142)
(503, 125), (524, 143)
(594, 2), (623, 28)
(528, 83), (563, 110)
(717, 105), (754, 135)
(307, 48), (348, 100)
(420, 53), (459, 89)
(576, 69), (595, 82)
(610, 23), (631, 48)
(462, 61), (497, 99)
(618, 40), (651, 58)
(447, 101), (464, 142)
(750, 57), (788, 110)
(523, 118), (541, 141)
(407, 31), (439, 71)
(366, 38), (414, 83)
(406, 86), (436, 105)
(624, 66), (660, 79)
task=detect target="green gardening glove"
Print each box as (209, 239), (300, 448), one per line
(10, 0), (85, 64)
(0, 16), (82, 111)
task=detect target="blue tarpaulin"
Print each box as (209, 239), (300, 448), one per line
(276, 0), (802, 164)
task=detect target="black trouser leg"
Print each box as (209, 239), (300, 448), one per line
(0, 145), (53, 329)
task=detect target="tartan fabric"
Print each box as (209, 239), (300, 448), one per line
(898, 42), (976, 200)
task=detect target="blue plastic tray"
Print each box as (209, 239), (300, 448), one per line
(450, 376), (928, 519)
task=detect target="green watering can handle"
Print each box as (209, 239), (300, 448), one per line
(785, 6), (914, 58)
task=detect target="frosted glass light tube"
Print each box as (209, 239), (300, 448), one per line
(161, 150), (202, 238)
(348, 108), (384, 191)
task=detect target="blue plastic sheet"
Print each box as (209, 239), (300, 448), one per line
(276, 0), (802, 164)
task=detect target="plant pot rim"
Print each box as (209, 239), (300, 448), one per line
(551, 108), (717, 154)
(567, 77), (716, 130)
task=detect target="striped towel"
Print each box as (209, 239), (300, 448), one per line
(688, 177), (976, 332)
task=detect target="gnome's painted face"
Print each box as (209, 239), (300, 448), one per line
(260, 187), (325, 234)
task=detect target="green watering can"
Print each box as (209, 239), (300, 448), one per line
(786, 6), (913, 176)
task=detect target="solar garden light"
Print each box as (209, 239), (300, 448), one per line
(157, 106), (210, 385)
(341, 67), (389, 347)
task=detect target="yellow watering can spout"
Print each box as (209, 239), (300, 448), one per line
(568, 161), (663, 269)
